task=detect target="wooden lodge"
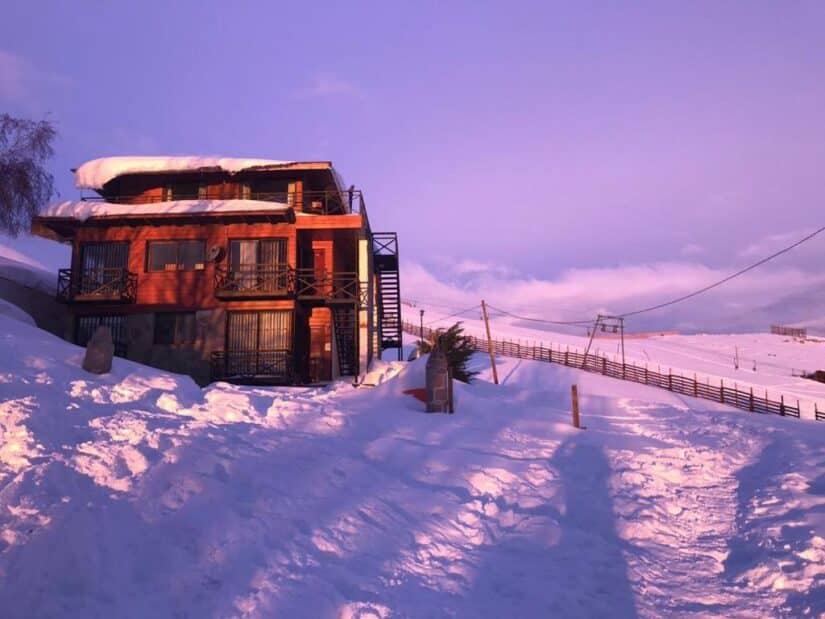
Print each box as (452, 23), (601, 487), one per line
(32, 157), (402, 385)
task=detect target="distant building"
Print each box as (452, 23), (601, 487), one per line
(32, 156), (401, 385)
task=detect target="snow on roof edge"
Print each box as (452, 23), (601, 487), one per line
(39, 199), (292, 222)
(74, 156), (343, 191)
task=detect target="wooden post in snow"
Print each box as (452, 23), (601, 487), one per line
(571, 385), (581, 429)
(480, 300), (499, 385)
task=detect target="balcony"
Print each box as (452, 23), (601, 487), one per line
(294, 269), (365, 305)
(57, 268), (137, 303)
(212, 266), (364, 304)
(214, 265), (292, 299)
(210, 349), (293, 384)
(81, 189), (366, 216)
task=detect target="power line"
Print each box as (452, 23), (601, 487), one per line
(485, 304), (594, 326)
(617, 224), (825, 318)
(486, 224), (825, 323)
(424, 304), (481, 326)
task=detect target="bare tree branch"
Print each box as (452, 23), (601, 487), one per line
(0, 114), (56, 236)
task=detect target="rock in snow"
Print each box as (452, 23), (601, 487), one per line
(82, 325), (114, 374)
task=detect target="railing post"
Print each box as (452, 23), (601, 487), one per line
(693, 374), (698, 398)
(668, 371), (672, 391)
(749, 387), (754, 412)
(720, 379), (724, 404)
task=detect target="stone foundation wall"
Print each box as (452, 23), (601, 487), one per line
(124, 309), (225, 386)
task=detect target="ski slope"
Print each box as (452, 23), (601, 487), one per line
(411, 302), (825, 420)
(0, 316), (824, 617)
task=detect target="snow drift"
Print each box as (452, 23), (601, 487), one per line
(0, 316), (823, 617)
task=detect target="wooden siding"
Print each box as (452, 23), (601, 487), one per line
(71, 221), (298, 309)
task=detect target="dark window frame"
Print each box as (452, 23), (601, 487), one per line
(227, 237), (289, 268)
(162, 180), (203, 202)
(154, 312), (197, 346)
(224, 310), (294, 353)
(145, 239), (207, 273)
(74, 314), (127, 357)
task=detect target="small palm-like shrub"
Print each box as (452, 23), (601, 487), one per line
(418, 322), (478, 383)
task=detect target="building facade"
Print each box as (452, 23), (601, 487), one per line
(33, 157), (401, 385)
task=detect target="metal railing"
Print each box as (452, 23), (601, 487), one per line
(211, 349), (293, 382)
(57, 268), (137, 303)
(81, 189), (366, 216)
(214, 265), (292, 297)
(294, 268), (364, 304)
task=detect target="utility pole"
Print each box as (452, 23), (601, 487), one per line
(619, 316), (626, 378)
(480, 299), (499, 385)
(582, 315), (602, 369)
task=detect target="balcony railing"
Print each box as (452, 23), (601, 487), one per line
(57, 268), (137, 303)
(211, 349), (293, 383)
(214, 265), (292, 298)
(294, 269), (365, 304)
(80, 189), (366, 216)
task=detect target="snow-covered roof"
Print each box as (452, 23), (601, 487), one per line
(39, 199), (291, 222)
(74, 156), (334, 190)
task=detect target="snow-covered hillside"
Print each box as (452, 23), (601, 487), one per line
(1, 315), (823, 617)
(413, 302), (825, 420)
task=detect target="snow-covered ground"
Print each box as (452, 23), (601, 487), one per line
(412, 302), (825, 420)
(1, 315), (824, 617)
(0, 243), (55, 294)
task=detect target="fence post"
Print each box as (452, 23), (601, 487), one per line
(720, 379), (725, 404)
(565, 347), (569, 366)
(668, 370), (672, 391)
(749, 387), (754, 412)
(644, 364), (648, 385)
(693, 374), (698, 398)
(780, 395), (785, 416)
(571, 385), (581, 429)
(602, 356), (607, 375)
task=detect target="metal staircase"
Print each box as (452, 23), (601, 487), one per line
(372, 232), (402, 360)
(331, 306), (358, 376)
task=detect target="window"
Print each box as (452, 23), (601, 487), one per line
(147, 240), (206, 272)
(162, 181), (201, 201)
(75, 315), (127, 357)
(229, 238), (287, 268)
(154, 312), (197, 345)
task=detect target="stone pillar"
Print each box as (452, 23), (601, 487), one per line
(83, 326), (114, 374)
(426, 346), (451, 413)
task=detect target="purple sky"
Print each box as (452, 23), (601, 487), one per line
(2, 2), (825, 331)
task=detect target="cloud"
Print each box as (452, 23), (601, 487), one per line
(0, 49), (71, 103)
(680, 243), (704, 256)
(294, 74), (363, 99)
(401, 259), (825, 334)
(737, 230), (807, 259)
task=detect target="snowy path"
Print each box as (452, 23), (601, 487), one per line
(0, 317), (824, 617)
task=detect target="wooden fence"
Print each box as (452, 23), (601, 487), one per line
(771, 324), (807, 339)
(403, 321), (816, 420)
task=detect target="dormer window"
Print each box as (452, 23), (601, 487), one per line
(162, 181), (202, 202)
